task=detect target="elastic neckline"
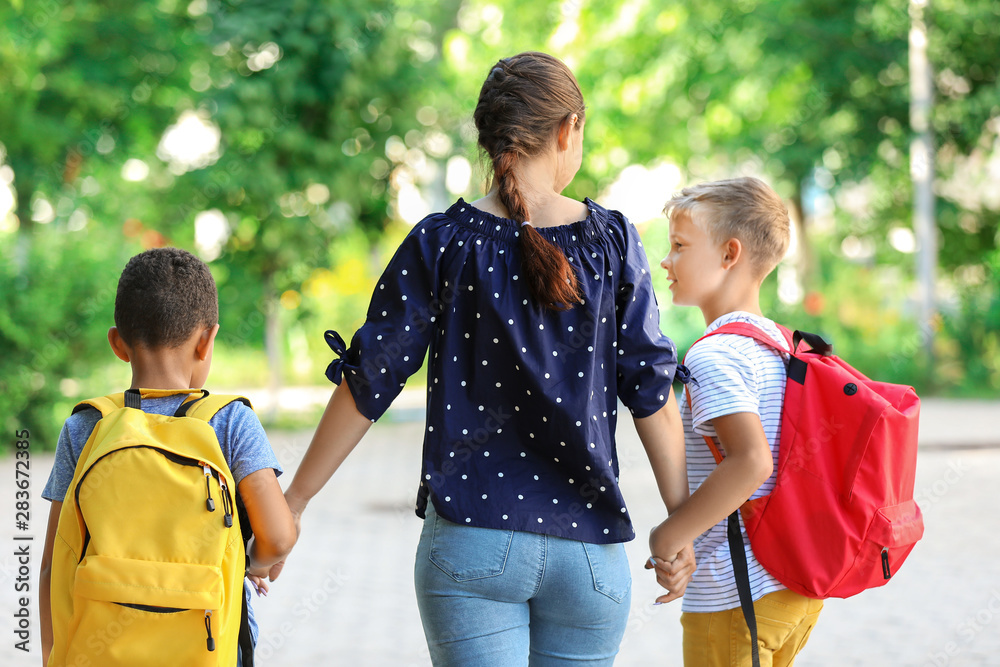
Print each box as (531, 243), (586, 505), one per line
(445, 198), (611, 247)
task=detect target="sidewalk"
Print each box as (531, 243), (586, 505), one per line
(1, 396), (997, 666)
(909, 398), (1000, 449)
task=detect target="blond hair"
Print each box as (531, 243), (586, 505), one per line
(664, 177), (790, 278)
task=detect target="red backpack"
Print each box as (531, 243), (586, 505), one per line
(683, 322), (924, 663)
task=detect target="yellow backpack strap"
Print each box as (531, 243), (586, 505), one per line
(175, 390), (253, 422)
(72, 394), (125, 417)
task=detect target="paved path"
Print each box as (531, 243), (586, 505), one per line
(2, 397), (998, 666)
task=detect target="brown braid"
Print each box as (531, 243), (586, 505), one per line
(492, 151), (581, 309)
(474, 52), (585, 311)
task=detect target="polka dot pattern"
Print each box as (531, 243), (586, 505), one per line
(323, 197), (678, 544)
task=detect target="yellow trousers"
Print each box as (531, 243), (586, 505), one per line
(681, 589), (823, 667)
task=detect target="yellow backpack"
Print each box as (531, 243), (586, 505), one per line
(49, 388), (254, 667)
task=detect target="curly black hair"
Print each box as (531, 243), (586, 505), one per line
(114, 247), (218, 348)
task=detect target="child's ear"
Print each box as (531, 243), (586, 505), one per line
(722, 238), (743, 269)
(195, 324), (221, 362)
(108, 327), (132, 362)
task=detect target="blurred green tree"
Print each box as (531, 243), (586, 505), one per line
(2, 0), (998, 448)
(186, 0), (461, 413)
(0, 0), (212, 443)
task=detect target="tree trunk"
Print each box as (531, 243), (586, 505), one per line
(790, 187), (813, 288)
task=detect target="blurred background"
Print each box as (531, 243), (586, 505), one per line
(3, 2), (1000, 666)
(1, 0), (998, 446)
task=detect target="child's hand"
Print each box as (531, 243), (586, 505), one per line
(247, 573), (270, 597)
(247, 554), (272, 581)
(268, 494), (305, 582)
(645, 543), (696, 604)
(266, 558), (288, 582)
(649, 520), (673, 561)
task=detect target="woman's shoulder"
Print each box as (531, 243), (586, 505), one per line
(585, 198), (628, 227)
(410, 208), (459, 235)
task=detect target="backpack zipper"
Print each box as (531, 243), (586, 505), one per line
(204, 610), (216, 651)
(881, 547), (892, 579)
(201, 460), (234, 528)
(74, 446), (232, 563)
(219, 477), (234, 528)
(202, 463), (216, 512)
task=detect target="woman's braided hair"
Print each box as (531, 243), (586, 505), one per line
(473, 52), (585, 311)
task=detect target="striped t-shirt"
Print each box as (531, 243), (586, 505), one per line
(680, 311), (789, 613)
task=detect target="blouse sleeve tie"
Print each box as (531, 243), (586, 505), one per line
(324, 329), (355, 385)
(674, 363), (693, 385)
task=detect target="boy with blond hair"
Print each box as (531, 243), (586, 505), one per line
(649, 177), (823, 665)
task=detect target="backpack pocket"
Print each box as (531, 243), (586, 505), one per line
(74, 554), (224, 609)
(836, 499), (924, 598)
(68, 555), (228, 665)
(865, 499), (925, 576)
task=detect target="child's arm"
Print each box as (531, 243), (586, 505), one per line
(650, 411), (774, 559)
(238, 469), (297, 574)
(40, 501), (61, 665)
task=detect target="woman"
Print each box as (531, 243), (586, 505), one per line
(281, 52), (693, 665)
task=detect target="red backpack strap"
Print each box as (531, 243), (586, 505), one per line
(683, 386), (725, 464)
(681, 320), (793, 465)
(697, 321), (793, 353)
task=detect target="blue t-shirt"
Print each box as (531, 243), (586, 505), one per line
(325, 198), (678, 544)
(42, 392), (282, 644)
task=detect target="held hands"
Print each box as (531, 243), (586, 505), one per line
(646, 521), (696, 604)
(245, 537), (272, 597)
(645, 545), (695, 604)
(245, 536), (273, 583)
(263, 493), (305, 582)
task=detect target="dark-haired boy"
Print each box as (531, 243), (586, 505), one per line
(39, 247), (296, 665)
(649, 178), (823, 666)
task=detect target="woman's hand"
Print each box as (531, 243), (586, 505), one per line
(247, 573), (270, 597)
(645, 543), (696, 603)
(647, 521), (697, 603)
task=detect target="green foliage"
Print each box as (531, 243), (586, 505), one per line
(2, 0), (998, 449)
(0, 224), (136, 449)
(0, 0), (203, 236)
(943, 248), (1000, 394)
(192, 0), (461, 291)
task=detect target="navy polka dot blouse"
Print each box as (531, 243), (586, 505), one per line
(325, 198), (678, 543)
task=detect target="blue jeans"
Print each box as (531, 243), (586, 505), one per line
(414, 500), (632, 666)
